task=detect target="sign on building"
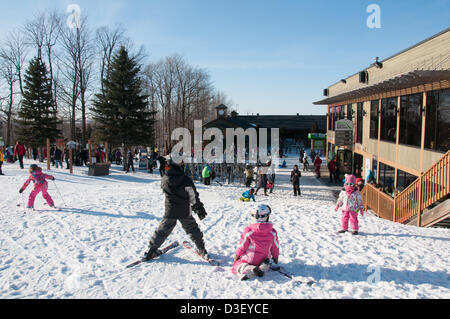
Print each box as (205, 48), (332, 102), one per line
(335, 119), (354, 148)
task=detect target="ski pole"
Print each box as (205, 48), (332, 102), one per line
(20, 193), (26, 213)
(53, 180), (67, 207)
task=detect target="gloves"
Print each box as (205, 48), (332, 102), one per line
(234, 255), (241, 262)
(192, 202), (207, 221)
(360, 210), (365, 217)
(334, 206), (339, 212)
(272, 257), (278, 264)
(19, 189), (23, 194)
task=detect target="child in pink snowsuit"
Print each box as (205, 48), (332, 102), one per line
(20, 165), (55, 209)
(335, 174), (365, 235)
(232, 204), (280, 281)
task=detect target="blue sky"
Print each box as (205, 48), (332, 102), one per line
(1, 0), (449, 115)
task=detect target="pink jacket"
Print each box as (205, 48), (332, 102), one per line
(232, 223), (280, 274)
(336, 190), (364, 212)
(21, 169), (54, 192)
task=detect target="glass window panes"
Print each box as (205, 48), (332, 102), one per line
(399, 93), (422, 147)
(380, 97), (398, 143)
(425, 89), (450, 152)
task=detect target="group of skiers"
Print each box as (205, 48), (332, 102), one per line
(14, 145), (365, 282)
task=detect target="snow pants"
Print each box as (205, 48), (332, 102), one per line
(28, 184), (54, 208)
(341, 210), (359, 231)
(233, 260), (270, 278)
(148, 216), (205, 251)
(293, 183), (300, 196)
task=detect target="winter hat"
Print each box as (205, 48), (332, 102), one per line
(29, 164), (39, 173)
(344, 174), (357, 193)
(345, 174), (357, 185)
(252, 204), (272, 223)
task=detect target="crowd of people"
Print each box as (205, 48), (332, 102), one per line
(5, 138), (370, 282)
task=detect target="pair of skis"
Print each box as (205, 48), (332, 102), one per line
(270, 265), (315, 286)
(126, 241), (219, 269)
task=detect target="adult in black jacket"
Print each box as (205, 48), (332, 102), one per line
(144, 160), (208, 260)
(126, 151), (135, 173)
(291, 165), (302, 196)
(157, 155), (167, 177)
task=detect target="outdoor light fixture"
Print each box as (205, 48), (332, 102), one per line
(341, 79), (347, 84)
(373, 57), (383, 68)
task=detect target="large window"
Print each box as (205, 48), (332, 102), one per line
(370, 100), (379, 140)
(380, 97), (398, 143)
(399, 93), (422, 147)
(340, 105), (345, 120)
(397, 169), (418, 192)
(425, 89), (450, 153)
(328, 107), (334, 131)
(347, 104), (353, 121)
(379, 162), (395, 197)
(356, 102), (363, 144)
(332, 106), (338, 131)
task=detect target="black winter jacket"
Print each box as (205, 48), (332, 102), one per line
(161, 167), (203, 219)
(291, 169), (302, 184)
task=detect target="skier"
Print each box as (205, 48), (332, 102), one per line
(19, 164), (55, 209)
(202, 164), (212, 186)
(314, 155), (322, 178)
(335, 174), (365, 235)
(240, 188), (256, 202)
(0, 148), (4, 175)
(303, 154), (309, 172)
(14, 141), (26, 169)
(126, 150), (135, 173)
(54, 147), (63, 169)
(255, 166), (268, 196)
(157, 154), (167, 177)
(143, 159), (209, 261)
(290, 165), (302, 196)
(232, 204), (280, 281)
(245, 166), (254, 187)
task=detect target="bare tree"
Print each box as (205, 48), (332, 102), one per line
(0, 51), (18, 146)
(95, 25), (126, 96)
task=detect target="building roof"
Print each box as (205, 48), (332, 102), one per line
(204, 114), (327, 131)
(313, 70), (450, 105)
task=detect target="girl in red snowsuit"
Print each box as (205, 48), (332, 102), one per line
(19, 165), (55, 209)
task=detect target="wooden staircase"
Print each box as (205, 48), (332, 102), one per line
(362, 150), (450, 228)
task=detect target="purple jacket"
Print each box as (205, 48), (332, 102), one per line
(232, 222), (280, 275)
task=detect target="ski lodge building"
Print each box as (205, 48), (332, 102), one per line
(314, 28), (450, 228)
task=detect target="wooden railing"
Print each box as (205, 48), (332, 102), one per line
(362, 150), (450, 226)
(362, 184), (394, 221)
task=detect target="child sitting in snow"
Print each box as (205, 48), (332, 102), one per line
(240, 188), (256, 202)
(335, 174), (365, 235)
(232, 204), (280, 281)
(19, 164), (55, 209)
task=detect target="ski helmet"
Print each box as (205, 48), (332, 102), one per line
(252, 204), (272, 223)
(29, 164), (39, 173)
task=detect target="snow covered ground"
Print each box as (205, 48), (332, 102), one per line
(0, 156), (449, 299)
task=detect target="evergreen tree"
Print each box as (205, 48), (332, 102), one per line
(17, 57), (61, 149)
(91, 46), (155, 168)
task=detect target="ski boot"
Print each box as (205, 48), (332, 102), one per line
(351, 231), (359, 236)
(337, 230), (347, 234)
(143, 247), (162, 261)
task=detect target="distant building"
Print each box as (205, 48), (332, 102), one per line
(203, 105), (326, 148)
(314, 27), (449, 196)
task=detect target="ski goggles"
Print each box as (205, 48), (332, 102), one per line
(344, 183), (355, 187)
